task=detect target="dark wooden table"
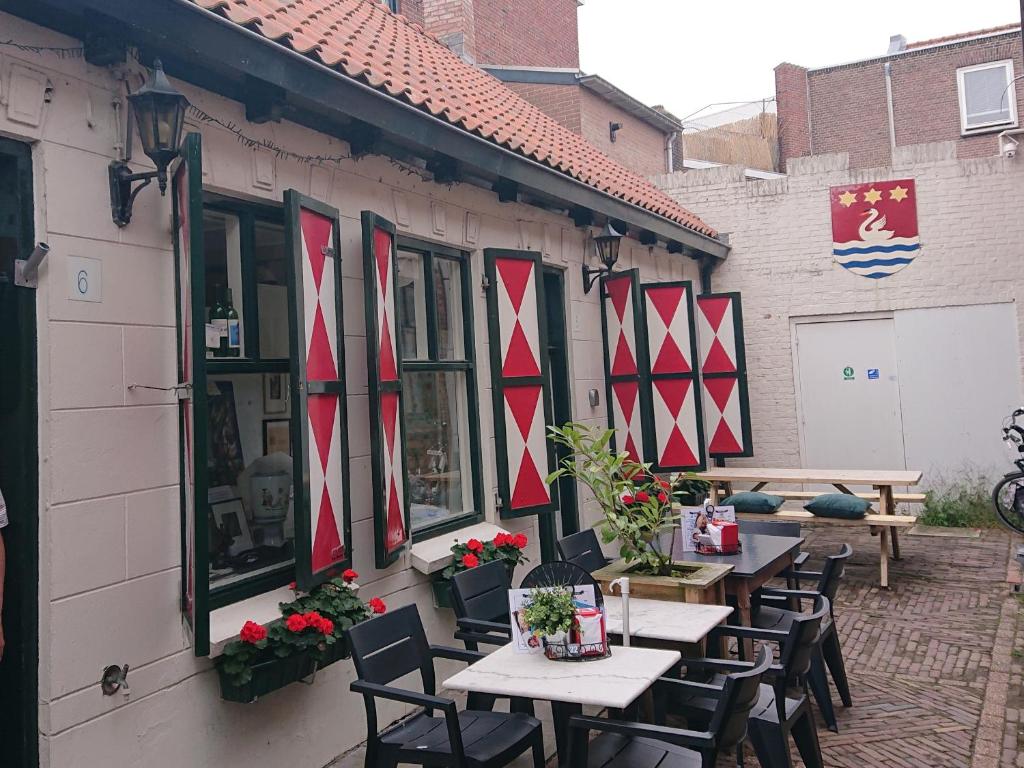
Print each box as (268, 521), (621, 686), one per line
(681, 533), (803, 657)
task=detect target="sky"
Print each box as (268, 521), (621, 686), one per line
(578, 0), (1021, 124)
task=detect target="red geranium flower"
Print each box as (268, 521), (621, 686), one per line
(285, 613), (308, 633)
(658, 492), (669, 504)
(513, 533), (528, 549)
(466, 538), (484, 553)
(304, 612), (333, 635)
(462, 553), (480, 568)
(369, 597), (387, 614)
(493, 532), (510, 547)
(239, 620), (267, 644)
(658, 479), (671, 491)
(288, 581), (297, 590)
(318, 617), (334, 635)
(622, 494), (635, 505)
(636, 491), (650, 503)
(342, 568), (359, 583)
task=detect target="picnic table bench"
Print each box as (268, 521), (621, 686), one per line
(697, 467), (924, 589)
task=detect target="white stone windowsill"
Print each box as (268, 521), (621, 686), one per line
(409, 522), (511, 574)
(208, 585), (295, 657)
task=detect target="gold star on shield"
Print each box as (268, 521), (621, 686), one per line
(889, 185), (909, 202)
(838, 191), (858, 208)
(862, 188), (883, 204)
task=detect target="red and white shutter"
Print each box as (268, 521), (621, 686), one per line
(641, 281), (706, 471)
(601, 270), (648, 462)
(696, 292), (753, 458)
(362, 212), (409, 566)
(286, 191), (351, 589)
(484, 249), (555, 517)
(172, 132), (209, 655)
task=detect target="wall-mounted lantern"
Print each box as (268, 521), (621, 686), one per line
(109, 60), (189, 227)
(581, 221), (624, 294)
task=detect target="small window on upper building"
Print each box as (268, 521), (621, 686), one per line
(383, 0), (399, 12)
(957, 59), (1018, 134)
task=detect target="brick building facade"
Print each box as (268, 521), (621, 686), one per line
(413, 0), (679, 176)
(777, 26), (1024, 170)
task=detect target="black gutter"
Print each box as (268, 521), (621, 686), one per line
(14, 0), (729, 259)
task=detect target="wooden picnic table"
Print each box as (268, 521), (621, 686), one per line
(697, 467), (924, 589)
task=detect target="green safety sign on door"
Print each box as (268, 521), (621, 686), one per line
(842, 366), (855, 381)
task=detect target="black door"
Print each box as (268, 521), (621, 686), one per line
(538, 267), (577, 562)
(0, 138), (38, 768)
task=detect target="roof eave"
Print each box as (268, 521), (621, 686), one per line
(576, 74), (685, 134)
(25, 0), (727, 259)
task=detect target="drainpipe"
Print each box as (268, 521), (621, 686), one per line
(884, 62), (897, 162)
(665, 130), (678, 173)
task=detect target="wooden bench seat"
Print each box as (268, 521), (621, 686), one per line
(763, 490), (926, 504)
(734, 509), (917, 527)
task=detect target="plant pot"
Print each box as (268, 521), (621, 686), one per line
(543, 630), (568, 647)
(218, 652), (316, 703)
(432, 576), (454, 609)
(316, 636), (350, 669)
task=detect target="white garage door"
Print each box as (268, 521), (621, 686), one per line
(795, 317), (907, 483)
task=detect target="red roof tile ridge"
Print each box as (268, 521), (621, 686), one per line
(906, 23), (1020, 49)
(184, 0), (716, 238)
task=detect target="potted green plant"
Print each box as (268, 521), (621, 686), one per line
(546, 423), (731, 603)
(431, 532), (529, 608)
(216, 570), (387, 702)
(673, 476), (711, 506)
(521, 586), (576, 648)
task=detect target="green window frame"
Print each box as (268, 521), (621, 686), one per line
(200, 195), (298, 610)
(395, 236), (484, 541)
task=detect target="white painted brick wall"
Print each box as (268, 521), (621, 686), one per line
(655, 143), (1024, 471)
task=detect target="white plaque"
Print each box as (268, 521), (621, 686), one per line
(68, 255), (102, 302)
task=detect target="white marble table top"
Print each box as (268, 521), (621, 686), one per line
(602, 597), (733, 643)
(442, 643), (680, 709)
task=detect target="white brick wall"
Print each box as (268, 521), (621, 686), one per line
(654, 143), (1024, 472)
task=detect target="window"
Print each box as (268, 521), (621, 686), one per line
(396, 239), (482, 537)
(201, 199), (297, 605)
(957, 60), (1018, 134)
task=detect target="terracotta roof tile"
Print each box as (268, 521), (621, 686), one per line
(906, 23), (1019, 49)
(185, 0), (715, 238)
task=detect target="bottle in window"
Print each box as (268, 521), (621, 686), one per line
(225, 288), (241, 358)
(210, 288), (227, 358)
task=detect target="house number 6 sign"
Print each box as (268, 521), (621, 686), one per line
(67, 255), (102, 303)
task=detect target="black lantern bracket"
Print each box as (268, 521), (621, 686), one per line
(109, 161), (161, 228)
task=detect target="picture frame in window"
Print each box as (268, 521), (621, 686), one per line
(210, 497), (254, 557)
(263, 372), (289, 414)
(208, 380), (245, 487)
(262, 418), (292, 456)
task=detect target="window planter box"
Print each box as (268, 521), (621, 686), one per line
(217, 637), (350, 703)
(431, 574), (454, 609)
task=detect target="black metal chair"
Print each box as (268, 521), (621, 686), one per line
(451, 560), (514, 651)
(671, 596), (830, 768)
(556, 528), (611, 574)
(753, 543), (854, 732)
(565, 645), (773, 768)
(348, 604), (545, 768)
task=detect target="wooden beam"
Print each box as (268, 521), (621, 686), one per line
(493, 178), (519, 203)
(243, 76), (285, 124)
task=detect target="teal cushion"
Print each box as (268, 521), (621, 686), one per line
(805, 493), (871, 519)
(720, 491), (785, 514)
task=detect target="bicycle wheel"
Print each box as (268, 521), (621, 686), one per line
(992, 472), (1024, 534)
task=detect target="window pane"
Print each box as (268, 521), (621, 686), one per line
(397, 249), (429, 360)
(434, 257), (466, 360)
(964, 66), (1011, 125)
(403, 370), (475, 530)
(203, 211), (245, 359)
(207, 372), (295, 591)
(254, 220), (290, 359)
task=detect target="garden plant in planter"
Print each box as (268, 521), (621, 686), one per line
(432, 532), (529, 608)
(217, 569), (387, 703)
(521, 586), (577, 650)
